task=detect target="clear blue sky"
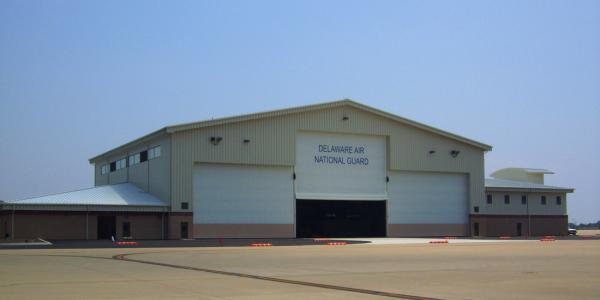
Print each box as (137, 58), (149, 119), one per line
(1, 1), (598, 223)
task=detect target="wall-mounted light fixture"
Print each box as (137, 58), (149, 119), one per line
(450, 150), (460, 158)
(342, 115), (349, 121)
(210, 136), (223, 145)
(243, 139), (251, 144)
(429, 150), (436, 154)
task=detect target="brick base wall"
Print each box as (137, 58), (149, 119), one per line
(2, 211), (166, 240)
(470, 214), (568, 237)
(167, 212), (193, 239)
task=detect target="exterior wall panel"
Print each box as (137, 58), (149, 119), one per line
(148, 135), (171, 202)
(171, 105), (486, 213)
(108, 168), (127, 185)
(482, 191), (567, 215)
(92, 134), (171, 202)
(128, 161), (149, 192)
(94, 165), (109, 186)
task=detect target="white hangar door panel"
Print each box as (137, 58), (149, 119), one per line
(388, 171), (469, 237)
(295, 131), (387, 200)
(193, 163), (295, 238)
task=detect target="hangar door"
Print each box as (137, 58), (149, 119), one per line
(296, 200), (386, 238)
(388, 171), (469, 236)
(193, 164), (294, 234)
(295, 131), (388, 237)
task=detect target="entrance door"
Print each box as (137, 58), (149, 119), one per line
(181, 222), (189, 239)
(473, 222), (480, 236)
(296, 200), (386, 238)
(97, 216), (116, 240)
(517, 223), (522, 236)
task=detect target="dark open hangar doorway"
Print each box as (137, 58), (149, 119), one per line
(296, 200), (387, 238)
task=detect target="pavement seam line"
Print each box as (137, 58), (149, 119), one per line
(112, 252), (446, 300)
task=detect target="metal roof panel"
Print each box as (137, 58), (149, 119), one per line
(485, 178), (573, 192)
(3, 183), (169, 206)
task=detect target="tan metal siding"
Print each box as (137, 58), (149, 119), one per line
(109, 168), (127, 185)
(90, 133), (171, 203)
(171, 105), (485, 212)
(94, 164), (109, 186)
(128, 160), (149, 191)
(148, 135), (171, 202)
(482, 191), (567, 215)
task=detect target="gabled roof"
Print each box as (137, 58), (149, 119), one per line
(3, 183), (169, 207)
(90, 99), (492, 162)
(164, 99), (492, 149)
(485, 178), (574, 193)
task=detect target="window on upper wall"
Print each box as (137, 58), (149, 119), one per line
(128, 153), (140, 166)
(110, 162), (116, 172)
(101, 164), (109, 175)
(148, 146), (161, 160)
(181, 202), (189, 210)
(521, 195), (527, 205)
(140, 150), (148, 162)
(541, 196), (547, 205)
(116, 158), (127, 170)
(556, 196), (562, 205)
(473, 206), (479, 213)
(504, 195), (510, 204)
(486, 194), (493, 204)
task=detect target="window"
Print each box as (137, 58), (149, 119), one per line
(556, 196), (562, 205)
(149, 146), (161, 160)
(473, 206), (479, 213)
(116, 158), (127, 170)
(521, 195), (527, 205)
(128, 153), (140, 166)
(181, 202), (189, 210)
(101, 164), (109, 175)
(140, 150), (148, 162)
(122, 222), (131, 238)
(504, 195), (510, 204)
(541, 196), (547, 205)
(486, 194), (493, 204)
(110, 162), (116, 172)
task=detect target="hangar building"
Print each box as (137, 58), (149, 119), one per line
(0, 100), (573, 240)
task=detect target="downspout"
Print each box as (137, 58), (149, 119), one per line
(86, 206), (89, 240)
(11, 204), (15, 240)
(527, 192), (531, 238)
(161, 210), (165, 240)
